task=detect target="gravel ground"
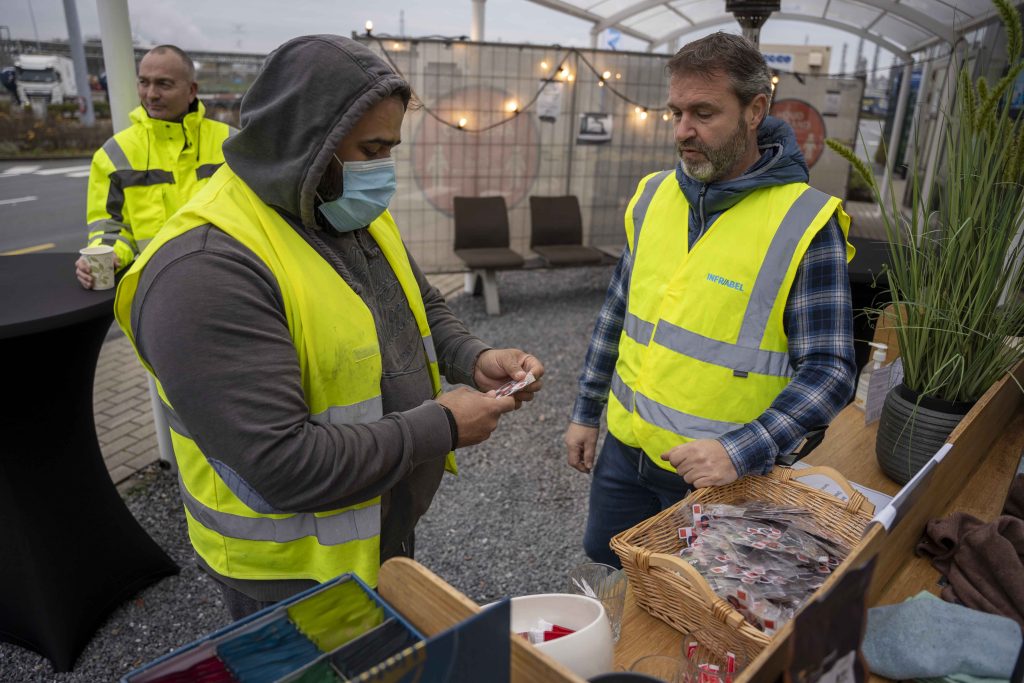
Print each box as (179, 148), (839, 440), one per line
(0, 265), (615, 682)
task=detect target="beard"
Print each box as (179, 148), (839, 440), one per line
(677, 116), (750, 183)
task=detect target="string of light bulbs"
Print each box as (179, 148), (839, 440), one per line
(370, 36), (670, 133)
(366, 31), (964, 133)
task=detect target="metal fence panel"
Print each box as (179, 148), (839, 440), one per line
(361, 37), (677, 273)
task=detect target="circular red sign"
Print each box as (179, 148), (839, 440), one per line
(411, 86), (539, 215)
(769, 98), (826, 168)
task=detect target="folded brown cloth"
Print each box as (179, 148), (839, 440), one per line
(916, 510), (1024, 628)
(1004, 474), (1024, 520)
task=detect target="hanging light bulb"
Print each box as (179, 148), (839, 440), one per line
(567, 73), (575, 82)
(598, 80), (605, 87)
(457, 117), (468, 129)
(602, 70), (611, 79)
(639, 109), (648, 120)
(505, 100), (519, 113)
(615, 72), (621, 79)
(662, 112), (670, 121)
(541, 61), (549, 70)
(771, 74), (780, 85)
(634, 106), (641, 114)
(364, 20), (374, 34)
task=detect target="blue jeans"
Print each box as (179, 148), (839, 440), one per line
(583, 433), (691, 567)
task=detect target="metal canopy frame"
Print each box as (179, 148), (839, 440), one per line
(649, 12), (911, 59)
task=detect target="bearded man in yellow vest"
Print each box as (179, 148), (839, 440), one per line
(563, 32), (856, 567)
(114, 35), (545, 619)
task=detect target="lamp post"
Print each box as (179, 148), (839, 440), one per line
(725, 0), (780, 48)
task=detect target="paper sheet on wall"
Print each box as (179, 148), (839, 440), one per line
(791, 461), (893, 511)
(536, 81), (563, 122)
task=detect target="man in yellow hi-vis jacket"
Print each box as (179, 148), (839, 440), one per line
(564, 32), (857, 567)
(75, 45), (234, 288)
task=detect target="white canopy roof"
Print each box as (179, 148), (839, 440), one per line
(524, 0), (1004, 57)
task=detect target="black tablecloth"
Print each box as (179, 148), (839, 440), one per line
(0, 254), (178, 672)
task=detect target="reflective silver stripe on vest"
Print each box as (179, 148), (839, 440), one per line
(163, 401), (192, 438)
(102, 137), (131, 170)
(89, 229), (138, 254)
(613, 371), (741, 439)
(624, 312), (654, 345)
(179, 477), (380, 545)
(611, 371), (634, 411)
(165, 395), (384, 438)
(423, 335), (438, 364)
(653, 320), (794, 378)
(631, 170), (673, 256)
(195, 163), (222, 180)
(736, 187), (833, 349)
(634, 391), (744, 440)
(311, 395), (384, 426)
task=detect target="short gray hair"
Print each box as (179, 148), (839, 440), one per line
(667, 32), (771, 107)
(146, 45), (196, 83)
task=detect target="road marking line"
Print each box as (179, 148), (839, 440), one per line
(34, 165), (91, 175)
(0, 165), (42, 176)
(0, 195), (38, 206)
(67, 171), (92, 178)
(1, 242), (55, 255)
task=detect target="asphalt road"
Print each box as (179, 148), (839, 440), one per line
(0, 158), (91, 255)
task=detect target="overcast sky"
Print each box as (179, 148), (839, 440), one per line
(5, 0), (896, 75)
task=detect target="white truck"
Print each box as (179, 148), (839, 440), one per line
(15, 54), (78, 105)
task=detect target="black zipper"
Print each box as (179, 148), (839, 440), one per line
(697, 184), (708, 243)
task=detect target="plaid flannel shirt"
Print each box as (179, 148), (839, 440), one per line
(570, 215), (856, 477)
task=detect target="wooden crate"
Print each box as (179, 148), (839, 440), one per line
(378, 558), (586, 683)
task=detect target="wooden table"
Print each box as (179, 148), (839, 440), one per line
(611, 366), (1024, 678)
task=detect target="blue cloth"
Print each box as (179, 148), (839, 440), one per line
(583, 432), (690, 566)
(862, 591), (1022, 681)
(217, 617), (322, 683)
(570, 117), (856, 477)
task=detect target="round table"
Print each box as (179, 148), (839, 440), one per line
(0, 253), (178, 672)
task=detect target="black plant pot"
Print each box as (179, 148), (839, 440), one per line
(875, 383), (974, 485)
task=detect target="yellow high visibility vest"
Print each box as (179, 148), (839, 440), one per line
(86, 102), (234, 268)
(606, 170), (853, 471)
(115, 163), (454, 587)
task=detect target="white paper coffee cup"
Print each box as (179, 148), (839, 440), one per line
(79, 245), (116, 290)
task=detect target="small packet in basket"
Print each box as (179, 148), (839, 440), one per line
(494, 372), (536, 398)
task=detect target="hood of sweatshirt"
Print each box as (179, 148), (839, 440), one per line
(675, 115), (810, 233)
(222, 35), (410, 230)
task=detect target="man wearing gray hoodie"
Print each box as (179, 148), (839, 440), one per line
(114, 35), (544, 619)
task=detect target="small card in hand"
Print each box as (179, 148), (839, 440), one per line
(494, 372), (536, 398)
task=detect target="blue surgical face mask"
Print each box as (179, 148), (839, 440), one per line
(316, 156), (397, 232)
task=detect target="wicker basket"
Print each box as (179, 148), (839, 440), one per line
(609, 466), (875, 660)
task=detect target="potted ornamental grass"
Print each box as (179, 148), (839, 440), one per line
(828, 0), (1024, 484)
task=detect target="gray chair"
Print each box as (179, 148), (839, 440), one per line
(453, 196), (525, 315)
(528, 195), (605, 266)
